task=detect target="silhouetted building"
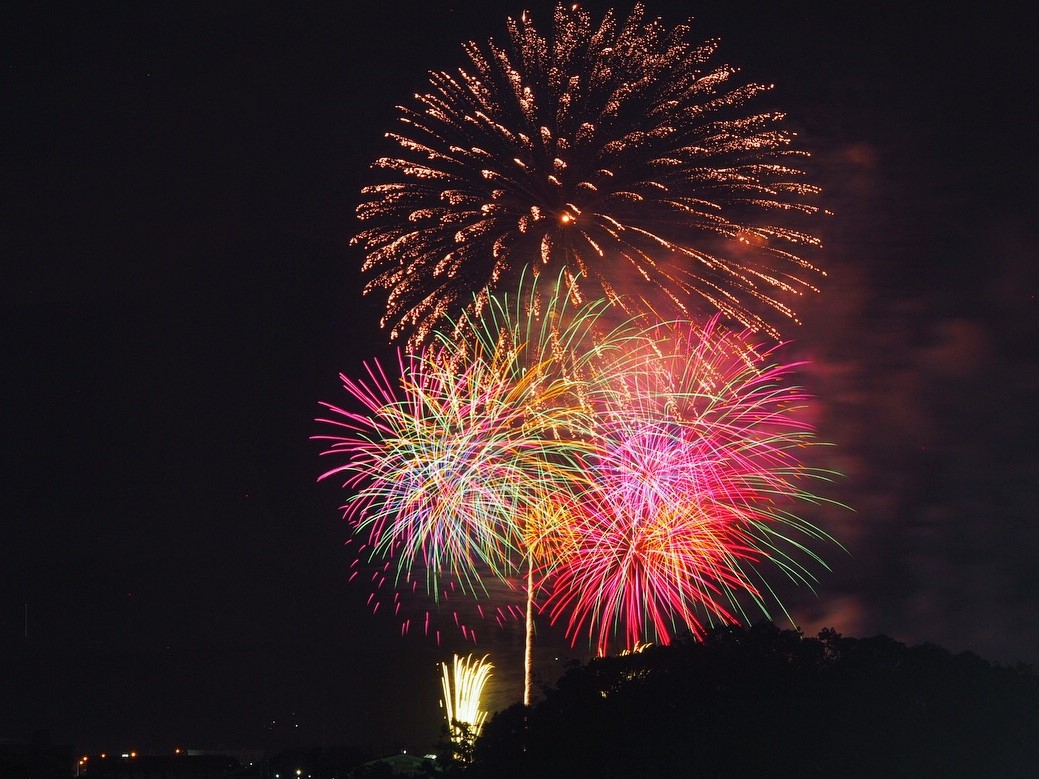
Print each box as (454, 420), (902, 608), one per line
(349, 752), (432, 777)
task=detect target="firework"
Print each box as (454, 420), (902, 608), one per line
(315, 271), (636, 590)
(315, 272), (647, 694)
(354, 3), (824, 347)
(441, 653), (494, 746)
(314, 349), (572, 601)
(543, 318), (838, 655)
(315, 345), (569, 654)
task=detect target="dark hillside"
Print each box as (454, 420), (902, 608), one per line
(460, 623), (1039, 778)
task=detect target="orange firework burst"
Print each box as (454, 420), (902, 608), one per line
(353, 3), (825, 347)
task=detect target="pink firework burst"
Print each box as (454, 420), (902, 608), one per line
(543, 318), (837, 655)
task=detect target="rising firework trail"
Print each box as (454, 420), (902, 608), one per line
(354, 3), (825, 347)
(543, 318), (841, 656)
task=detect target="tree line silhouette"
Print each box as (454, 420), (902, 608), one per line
(435, 622), (1039, 778)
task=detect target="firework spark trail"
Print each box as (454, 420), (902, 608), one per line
(315, 349), (565, 650)
(441, 653), (494, 744)
(353, 3), (825, 347)
(543, 318), (840, 656)
(314, 349), (576, 600)
(314, 272), (645, 636)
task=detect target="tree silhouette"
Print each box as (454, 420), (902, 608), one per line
(455, 624), (1039, 779)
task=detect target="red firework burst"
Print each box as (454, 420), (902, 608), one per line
(543, 318), (837, 655)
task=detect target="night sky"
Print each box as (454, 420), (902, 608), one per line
(3, 0), (1037, 758)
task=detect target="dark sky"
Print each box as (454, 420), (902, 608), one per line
(3, 0), (1037, 758)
